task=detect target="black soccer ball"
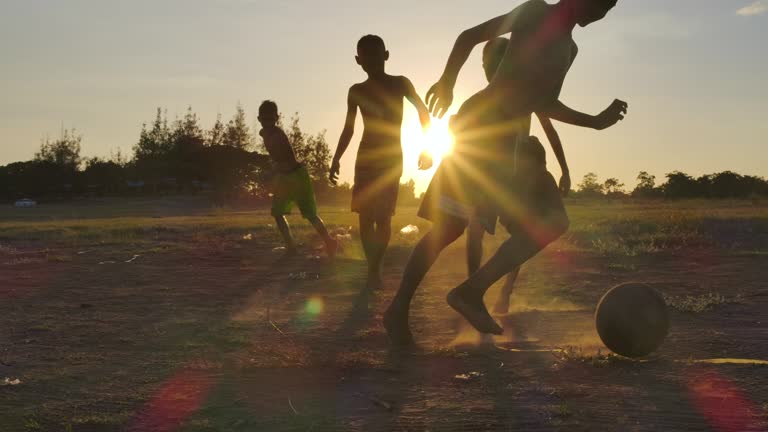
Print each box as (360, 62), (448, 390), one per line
(595, 282), (670, 358)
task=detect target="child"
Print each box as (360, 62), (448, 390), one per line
(466, 37), (572, 315)
(258, 100), (338, 258)
(330, 35), (431, 290)
(385, 0), (628, 345)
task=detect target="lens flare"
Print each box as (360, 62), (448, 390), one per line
(402, 116), (454, 167)
(305, 297), (324, 315)
(686, 367), (761, 432)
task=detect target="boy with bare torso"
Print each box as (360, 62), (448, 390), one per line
(330, 35), (431, 290)
(385, 0), (629, 345)
(259, 100), (338, 259)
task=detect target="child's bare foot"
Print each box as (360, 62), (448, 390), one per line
(325, 238), (339, 258)
(276, 246), (299, 262)
(447, 289), (503, 335)
(383, 308), (415, 347)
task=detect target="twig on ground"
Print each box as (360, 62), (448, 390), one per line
(355, 392), (393, 411)
(288, 397), (300, 416)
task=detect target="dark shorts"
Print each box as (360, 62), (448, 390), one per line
(419, 107), (565, 239)
(352, 163), (402, 217)
(271, 166), (318, 219)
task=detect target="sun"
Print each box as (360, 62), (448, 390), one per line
(402, 116), (455, 168)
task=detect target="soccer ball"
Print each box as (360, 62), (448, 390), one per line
(595, 282), (670, 358)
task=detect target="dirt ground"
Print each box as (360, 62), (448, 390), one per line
(1, 200), (767, 431)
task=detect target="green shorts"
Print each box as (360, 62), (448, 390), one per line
(271, 166), (318, 219)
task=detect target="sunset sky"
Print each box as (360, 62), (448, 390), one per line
(1, 0), (766, 193)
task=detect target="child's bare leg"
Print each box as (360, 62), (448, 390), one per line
(359, 213), (381, 289)
(307, 215), (338, 257)
(466, 218), (485, 275)
(384, 219), (466, 345)
(372, 215), (393, 284)
(493, 266), (520, 314)
(449, 214), (569, 334)
(467, 217), (517, 315)
(274, 215), (297, 255)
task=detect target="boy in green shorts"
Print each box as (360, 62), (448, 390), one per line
(258, 100), (338, 258)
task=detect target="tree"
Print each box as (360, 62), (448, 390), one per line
(663, 171), (700, 199)
(398, 179), (420, 206)
(134, 108), (172, 160)
(172, 106), (205, 145)
(223, 103), (251, 150)
(633, 171), (660, 198)
(282, 114), (331, 181)
(35, 128), (83, 171)
(707, 171), (744, 199)
(603, 178), (626, 196)
(33, 129), (83, 196)
(131, 108), (174, 191)
(199, 145), (268, 201)
(168, 106), (207, 187)
(637, 171), (655, 190)
(577, 172), (604, 197)
(82, 157), (126, 196)
(207, 113), (226, 147)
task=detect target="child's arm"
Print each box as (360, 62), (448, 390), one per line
(402, 77), (433, 170)
(426, 1), (548, 117)
(402, 77), (431, 131)
(330, 87), (358, 185)
(535, 113), (570, 196)
(540, 99), (628, 131)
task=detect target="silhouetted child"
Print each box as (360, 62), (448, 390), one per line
(385, 0), (628, 346)
(466, 37), (572, 315)
(330, 35), (431, 290)
(258, 100), (337, 258)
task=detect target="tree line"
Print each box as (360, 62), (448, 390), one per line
(574, 171), (768, 199)
(0, 104), (422, 206)
(0, 105), (765, 203)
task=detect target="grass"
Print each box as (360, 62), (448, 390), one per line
(0, 197), (766, 431)
(563, 200), (768, 255)
(552, 346), (625, 367)
(664, 292), (745, 313)
(2, 199), (767, 254)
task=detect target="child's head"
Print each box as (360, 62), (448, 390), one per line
(566, 0), (618, 27)
(258, 100), (279, 127)
(356, 35), (389, 75)
(482, 38), (508, 82)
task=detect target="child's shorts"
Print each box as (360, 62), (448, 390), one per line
(271, 165), (318, 219)
(352, 163), (402, 217)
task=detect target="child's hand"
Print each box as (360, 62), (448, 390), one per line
(593, 99), (628, 130)
(418, 151), (433, 171)
(426, 79), (454, 119)
(420, 115), (431, 133)
(329, 159), (341, 185)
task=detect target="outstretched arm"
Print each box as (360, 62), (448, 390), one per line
(403, 77), (431, 131)
(426, 2), (547, 117)
(330, 88), (358, 185)
(403, 77), (434, 170)
(541, 99), (628, 130)
(535, 113), (570, 196)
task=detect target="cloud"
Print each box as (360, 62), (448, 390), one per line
(737, 1), (768, 16)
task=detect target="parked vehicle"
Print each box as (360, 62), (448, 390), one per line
(14, 198), (37, 207)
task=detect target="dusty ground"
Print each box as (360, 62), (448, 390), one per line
(0, 199), (767, 431)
